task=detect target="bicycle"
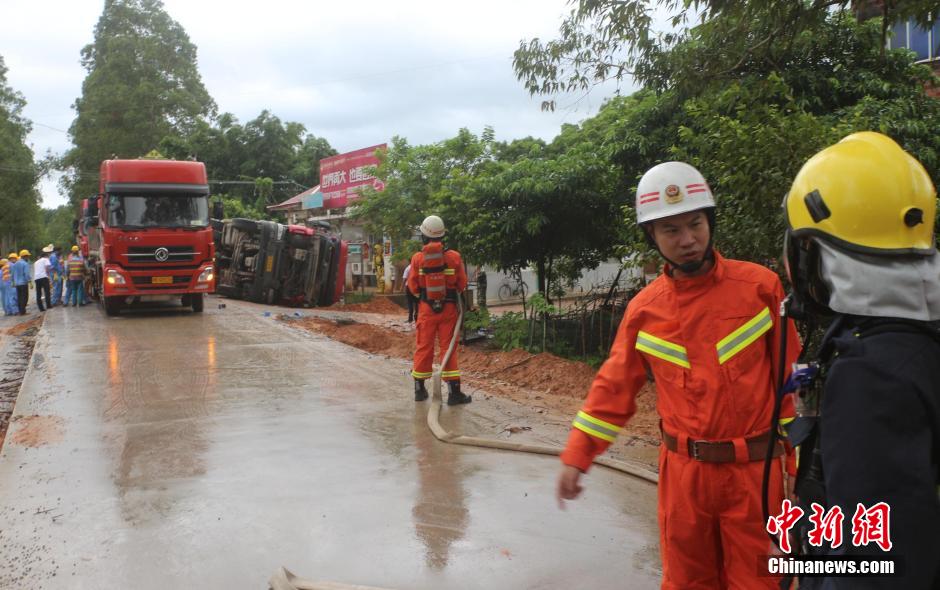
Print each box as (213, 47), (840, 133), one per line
(497, 271), (529, 301)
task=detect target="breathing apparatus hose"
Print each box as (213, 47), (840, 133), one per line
(763, 298), (790, 553)
(425, 295), (659, 485)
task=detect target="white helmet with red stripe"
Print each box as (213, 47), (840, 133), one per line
(636, 162), (715, 224)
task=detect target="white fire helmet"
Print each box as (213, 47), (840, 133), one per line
(635, 162), (716, 225)
(419, 215), (446, 238)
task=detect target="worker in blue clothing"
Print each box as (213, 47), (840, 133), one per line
(49, 246), (64, 306)
(11, 249), (32, 315)
(3, 253), (18, 315)
(1, 258), (12, 316)
(783, 132), (940, 589)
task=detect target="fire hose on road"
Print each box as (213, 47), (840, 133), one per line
(271, 297), (658, 590)
(426, 298), (659, 486)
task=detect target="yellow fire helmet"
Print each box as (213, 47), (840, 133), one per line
(7, 252), (17, 260)
(785, 131), (937, 255)
(18, 249), (30, 257)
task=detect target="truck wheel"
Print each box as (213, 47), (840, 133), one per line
(104, 296), (122, 316)
(191, 293), (204, 312)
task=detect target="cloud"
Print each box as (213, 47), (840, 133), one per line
(2, 0), (634, 209)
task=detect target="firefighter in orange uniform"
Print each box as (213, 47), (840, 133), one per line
(407, 215), (472, 405)
(557, 162), (801, 589)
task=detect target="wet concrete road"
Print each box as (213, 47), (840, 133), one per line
(0, 298), (660, 589)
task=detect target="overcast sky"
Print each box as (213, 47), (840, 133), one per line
(1, 0), (633, 209)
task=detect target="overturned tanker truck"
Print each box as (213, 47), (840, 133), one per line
(213, 218), (347, 307)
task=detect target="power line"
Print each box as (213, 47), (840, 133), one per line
(31, 122), (70, 134)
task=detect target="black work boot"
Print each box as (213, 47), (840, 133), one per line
(414, 379), (429, 402)
(446, 380), (471, 406)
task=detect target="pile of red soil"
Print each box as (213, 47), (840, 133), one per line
(5, 316), (42, 336)
(293, 317), (415, 358)
(331, 296), (405, 315)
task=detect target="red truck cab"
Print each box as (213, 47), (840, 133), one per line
(87, 158), (215, 315)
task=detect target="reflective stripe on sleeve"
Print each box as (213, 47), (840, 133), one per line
(572, 410), (622, 443)
(443, 269), (455, 275)
(716, 306), (772, 364)
(635, 331), (690, 368)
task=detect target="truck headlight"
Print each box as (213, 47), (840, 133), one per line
(197, 266), (214, 283)
(106, 269), (126, 285)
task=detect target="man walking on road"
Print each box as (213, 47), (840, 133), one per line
(11, 250), (31, 315)
(407, 215), (472, 405)
(33, 245), (53, 311)
(556, 162), (800, 589)
(782, 132), (940, 589)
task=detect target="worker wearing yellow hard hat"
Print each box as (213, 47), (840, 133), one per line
(10, 248), (31, 315)
(0, 256), (14, 316)
(781, 131), (940, 588)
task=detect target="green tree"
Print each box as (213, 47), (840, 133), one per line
(515, 8), (940, 268)
(0, 55), (42, 252)
(61, 0), (216, 204)
(212, 195), (265, 220)
(513, 0), (939, 109)
(464, 136), (626, 295)
(352, 128), (626, 298)
(38, 205), (80, 253)
(351, 129), (498, 250)
(290, 134), (338, 188)
(160, 111), (335, 209)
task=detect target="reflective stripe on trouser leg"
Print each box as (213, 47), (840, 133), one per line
(412, 301), (459, 379)
(412, 302), (437, 378)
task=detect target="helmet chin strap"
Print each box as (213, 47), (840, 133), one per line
(661, 242), (715, 276)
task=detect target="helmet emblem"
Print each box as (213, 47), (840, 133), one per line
(664, 184), (683, 204)
(154, 247), (169, 262)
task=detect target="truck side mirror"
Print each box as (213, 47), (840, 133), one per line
(212, 200), (224, 220)
(87, 216), (99, 227)
(71, 219), (79, 232)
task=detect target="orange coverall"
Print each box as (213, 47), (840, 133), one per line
(561, 251), (800, 589)
(407, 248), (467, 382)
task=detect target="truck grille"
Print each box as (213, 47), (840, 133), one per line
(126, 246), (197, 263)
(130, 275), (192, 286)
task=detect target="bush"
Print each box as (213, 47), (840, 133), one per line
(344, 292), (373, 305)
(491, 311), (529, 351)
(462, 307), (490, 332)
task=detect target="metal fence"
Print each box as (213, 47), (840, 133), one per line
(516, 280), (639, 361)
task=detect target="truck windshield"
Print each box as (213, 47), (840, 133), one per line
(107, 193), (209, 228)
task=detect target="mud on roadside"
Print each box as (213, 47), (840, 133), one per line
(279, 312), (662, 468)
(0, 316), (44, 450)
